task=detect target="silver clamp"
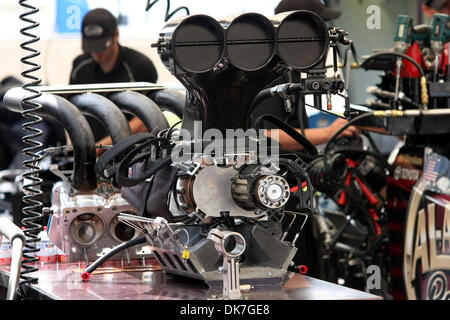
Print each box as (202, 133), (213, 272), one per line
(271, 84), (294, 113)
(172, 161), (201, 176)
(207, 228), (246, 300)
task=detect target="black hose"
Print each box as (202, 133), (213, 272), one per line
(115, 137), (173, 187)
(95, 132), (155, 180)
(361, 51), (425, 78)
(247, 88), (272, 126)
(255, 114), (318, 157)
(109, 91), (169, 133)
(165, 120), (183, 139)
(297, 94), (307, 137)
(69, 93), (132, 144)
(4, 88), (97, 191)
(81, 236), (147, 281)
(145, 0), (190, 22)
(278, 157), (317, 218)
(323, 112), (374, 174)
(247, 83), (304, 127)
(306, 154), (348, 193)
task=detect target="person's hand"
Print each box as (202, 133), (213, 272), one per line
(326, 118), (360, 139)
(95, 117), (147, 157)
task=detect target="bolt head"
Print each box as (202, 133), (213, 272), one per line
(311, 82), (321, 90)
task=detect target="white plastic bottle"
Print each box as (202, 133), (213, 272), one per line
(0, 235), (12, 266)
(36, 226), (57, 264)
(56, 246), (68, 263)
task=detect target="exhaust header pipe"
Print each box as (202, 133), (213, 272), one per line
(3, 87), (97, 192)
(149, 89), (185, 119)
(108, 91), (169, 133)
(69, 93), (132, 144)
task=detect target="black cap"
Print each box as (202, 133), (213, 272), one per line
(424, 0), (448, 9)
(81, 8), (118, 53)
(275, 0), (342, 21)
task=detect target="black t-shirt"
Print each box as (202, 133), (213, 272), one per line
(70, 45), (158, 85)
(69, 45), (159, 140)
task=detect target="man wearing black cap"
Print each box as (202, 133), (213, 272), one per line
(423, 0), (450, 17)
(70, 8), (158, 85)
(69, 8), (159, 144)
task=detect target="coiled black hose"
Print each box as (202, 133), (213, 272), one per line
(18, 0), (44, 288)
(145, 0), (190, 22)
(307, 154), (348, 194)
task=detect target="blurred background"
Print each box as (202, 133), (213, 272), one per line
(0, 0), (426, 152)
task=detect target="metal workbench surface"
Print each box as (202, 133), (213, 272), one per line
(0, 262), (382, 300)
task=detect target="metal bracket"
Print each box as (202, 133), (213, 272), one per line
(271, 84), (294, 113)
(207, 228), (246, 300)
(172, 161), (201, 176)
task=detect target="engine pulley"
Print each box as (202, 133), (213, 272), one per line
(254, 175), (290, 209)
